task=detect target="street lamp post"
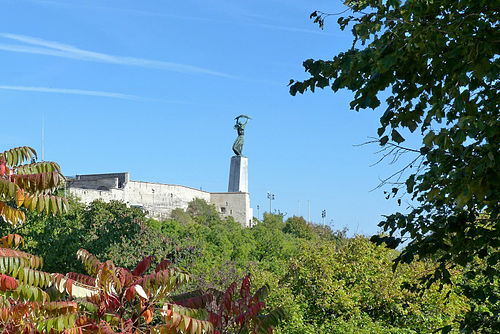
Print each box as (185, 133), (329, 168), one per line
(322, 210), (326, 226)
(257, 205), (260, 220)
(152, 188), (155, 216)
(267, 192), (275, 213)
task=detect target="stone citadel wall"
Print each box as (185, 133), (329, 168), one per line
(68, 172), (253, 227)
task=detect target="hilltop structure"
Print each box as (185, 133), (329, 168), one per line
(67, 172), (253, 227)
(67, 115), (253, 227)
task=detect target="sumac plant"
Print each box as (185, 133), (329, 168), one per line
(206, 275), (285, 334)
(0, 242), (282, 333)
(0, 242), (214, 333)
(0, 146), (68, 225)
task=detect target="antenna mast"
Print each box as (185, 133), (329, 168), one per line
(41, 114), (44, 161)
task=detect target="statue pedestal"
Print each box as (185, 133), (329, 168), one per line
(228, 156), (248, 192)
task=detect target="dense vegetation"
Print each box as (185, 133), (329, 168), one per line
(2, 198), (472, 333)
(289, 1), (499, 332)
(0, 146), (281, 333)
(2, 1), (497, 332)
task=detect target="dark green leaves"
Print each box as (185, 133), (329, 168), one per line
(290, 2), (500, 332)
(391, 129), (404, 144)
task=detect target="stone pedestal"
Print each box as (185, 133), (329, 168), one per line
(228, 156), (248, 193)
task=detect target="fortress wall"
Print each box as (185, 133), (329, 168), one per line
(67, 173), (252, 226)
(69, 177), (119, 190)
(76, 172), (129, 187)
(123, 181), (211, 218)
(68, 187), (125, 204)
(69, 172), (129, 190)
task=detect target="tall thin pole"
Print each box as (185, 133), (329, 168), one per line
(41, 115), (44, 161)
(267, 192), (274, 213)
(308, 200), (310, 224)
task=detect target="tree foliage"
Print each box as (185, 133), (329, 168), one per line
(0, 234), (282, 333)
(283, 236), (467, 333)
(0, 146), (68, 226)
(4, 190), (472, 333)
(289, 2), (499, 330)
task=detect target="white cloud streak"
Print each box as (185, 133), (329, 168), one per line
(11, 1), (326, 36)
(0, 33), (235, 78)
(251, 23), (324, 35)
(0, 85), (144, 100)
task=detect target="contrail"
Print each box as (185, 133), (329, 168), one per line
(0, 85), (144, 100)
(0, 33), (236, 78)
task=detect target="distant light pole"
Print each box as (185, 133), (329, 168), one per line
(267, 192), (275, 213)
(152, 188), (155, 215)
(308, 200), (310, 223)
(257, 205), (260, 220)
(322, 210), (326, 226)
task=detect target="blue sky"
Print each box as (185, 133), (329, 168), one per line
(0, 0), (413, 235)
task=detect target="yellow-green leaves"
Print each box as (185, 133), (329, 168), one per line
(0, 146), (68, 225)
(0, 146), (36, 167)
(0, 202), (25, 226)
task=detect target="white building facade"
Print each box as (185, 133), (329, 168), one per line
(67, 172), (253, 227)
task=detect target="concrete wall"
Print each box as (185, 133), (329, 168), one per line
(124, 181), (211, 219)
(68, 172), (129, 190)
(69, 187), (125, 203)
(67, 173), (252, 226)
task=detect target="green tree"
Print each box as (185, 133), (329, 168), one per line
(187, 198), (219, 225)
(2, 199), (175, 274)
(282, 237), (467, 333)
(283, 216), (314, 240)
(289, 2), (499, 330)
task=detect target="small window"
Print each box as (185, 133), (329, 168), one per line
(225, 202), (228, 206)
(221, 207), (226, 213)
(230, 210), (233, 214)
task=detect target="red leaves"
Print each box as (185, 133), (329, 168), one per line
(207, 275), (280, 334)
(174, 292), (213, 309)
(125, 285), (136, 302)
(66, 278), (74, 296)
(0, 274), (18, 291)
(0, 157), (6, 177)
(240, 274), (251, 301)
(116, 267), (133, 287)
(133, 255), (156, 276)
(155, 258), (173, 272)
(66, 272), (96, 286)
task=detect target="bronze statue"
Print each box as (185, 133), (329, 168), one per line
(232, 115), (251, 156)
